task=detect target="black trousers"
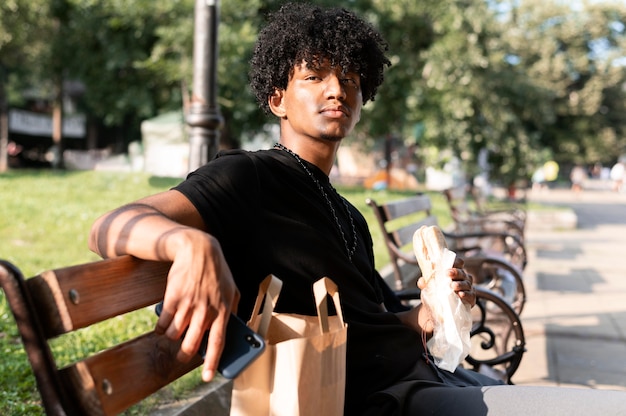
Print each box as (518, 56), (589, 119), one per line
(362, 364), (626, 415)
(403, 385), (626, 416)
(365, 385), (626, 416)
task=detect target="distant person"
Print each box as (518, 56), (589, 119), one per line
(610, 162), (624, 193)
(591, 163), (603, 179)
(531, 167), (546, 191)
(570, 165), (587, 193)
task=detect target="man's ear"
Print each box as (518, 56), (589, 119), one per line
(268, 88), (286, 118)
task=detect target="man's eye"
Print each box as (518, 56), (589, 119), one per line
(342, 78), (358, 86)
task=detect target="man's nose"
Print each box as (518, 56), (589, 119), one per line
(325, 75), (346, 100)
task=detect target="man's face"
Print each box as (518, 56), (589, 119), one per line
(270, 60), (363, 142)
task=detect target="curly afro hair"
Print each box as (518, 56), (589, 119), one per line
(249, 3), (391, 115)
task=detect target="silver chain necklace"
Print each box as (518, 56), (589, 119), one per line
(274, 143), (357, 261)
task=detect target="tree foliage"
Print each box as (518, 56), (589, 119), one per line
(367, 0), (626, 184)
(0, 0), (53, 171)
(503, 0), (626, 168)
(0, 0), (52, 100)
(1, 0), (625, 183)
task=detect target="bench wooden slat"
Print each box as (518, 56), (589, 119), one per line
(381, 195), (432, 220)
(391, 215), (438, 248)
(27, 256), (170, 338)
(59, 332), (203, 416)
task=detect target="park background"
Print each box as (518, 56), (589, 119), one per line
(2, 0), (626, 414)
(2, 0), (626, 190)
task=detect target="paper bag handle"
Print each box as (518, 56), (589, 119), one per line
(248, 275), (345, 337)
(313, 277), (346, 335)
(248, 274), (283, 337)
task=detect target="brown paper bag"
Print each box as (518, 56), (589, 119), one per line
(230, 275), (347, 416)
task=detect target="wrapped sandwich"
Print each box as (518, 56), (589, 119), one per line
(413, 225), (472, 372)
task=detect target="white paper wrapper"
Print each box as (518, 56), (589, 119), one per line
(421, 248), (472, 372)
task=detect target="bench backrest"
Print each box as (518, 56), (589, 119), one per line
(366, 193), (527, 299)
(443, 185), (476, 224)
(366, 194), (437, 290)
(443, 186), (526, 237)
(0, 256), (202, 416)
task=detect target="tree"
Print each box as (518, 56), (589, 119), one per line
(0, 0), (51, 171)
(380, 0), (626, 186)
(60, 0), (266, 150)
(395, 0), (545, 186)
(502, 0), (626, 168)
(352, 0), (436, 140)
(3, 0), (624, 180)
(59, 0), (192, 151)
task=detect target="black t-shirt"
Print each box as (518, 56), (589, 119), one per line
(174, 148), (436, 414)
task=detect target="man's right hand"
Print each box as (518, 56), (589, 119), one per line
(154, 230), (240, 381)
(89, 190), (240, 382)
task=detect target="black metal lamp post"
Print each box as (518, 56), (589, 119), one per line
(187, 0), (224, 172)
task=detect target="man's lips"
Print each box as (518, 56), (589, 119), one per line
(320, 105), (349, 118)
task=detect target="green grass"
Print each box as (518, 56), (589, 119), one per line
(0, 169), (456, 415)
(0, 170), (185, 415)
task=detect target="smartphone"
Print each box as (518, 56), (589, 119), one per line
(154, 302), (265, 379)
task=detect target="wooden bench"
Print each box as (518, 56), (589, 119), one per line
(367, 195), (527, 381)
(467, 186), (527, 225)
(1, 252), (526, 415)
(443, 186), (526, 245)
(0, 255), (231, 416)
(443, 187), (528, 271)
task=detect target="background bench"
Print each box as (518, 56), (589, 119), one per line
(368, 194), (527, 382)
(367, 194), (526, 314)
(443, 186), (527, 244)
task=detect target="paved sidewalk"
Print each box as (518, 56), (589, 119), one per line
(513, 188), (626, 391)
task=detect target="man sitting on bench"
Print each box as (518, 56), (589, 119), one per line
(89, 3), (626, 415)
